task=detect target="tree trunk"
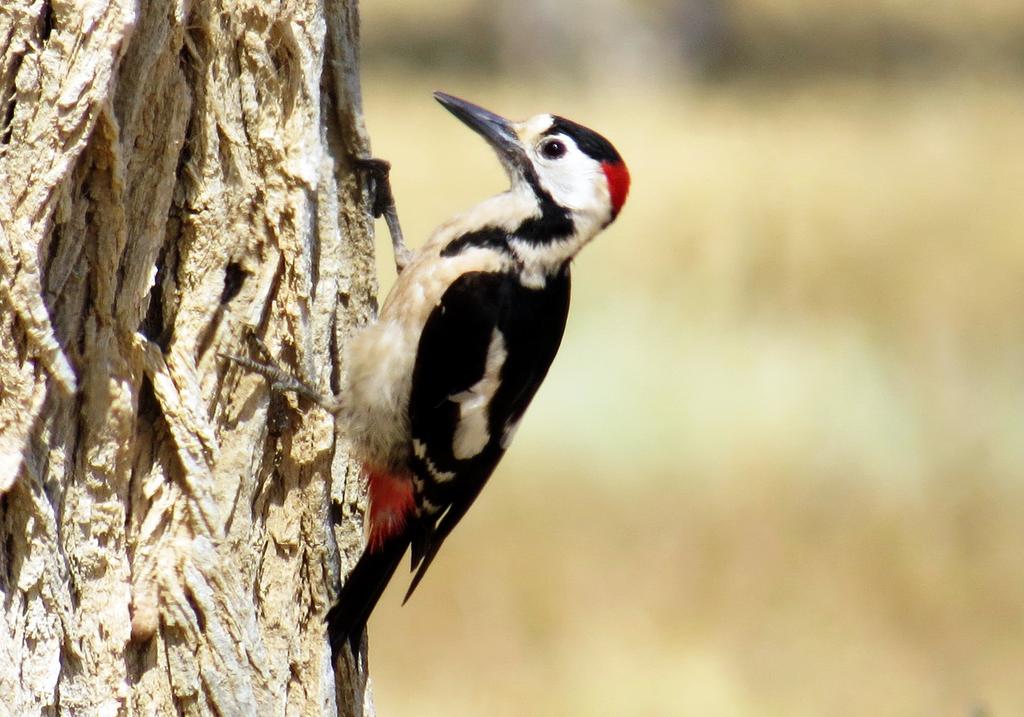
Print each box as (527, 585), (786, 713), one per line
(0, 0), (378, 714)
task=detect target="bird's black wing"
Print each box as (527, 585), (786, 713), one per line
(404, 267), (571, 600)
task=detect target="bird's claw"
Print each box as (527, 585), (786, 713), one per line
(353, 155), (412, 273)
(220, 341), (343, 414)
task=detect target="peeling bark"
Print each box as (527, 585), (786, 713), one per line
(0, 0), (377, 714)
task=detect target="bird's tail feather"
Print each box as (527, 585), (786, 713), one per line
(327, 534), (409, 660)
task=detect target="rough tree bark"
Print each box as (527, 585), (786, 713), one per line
(0, 0), (379, 714)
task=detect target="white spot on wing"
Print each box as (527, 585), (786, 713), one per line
(413, 439), (456, 483)
(451, 328), (507, 460)
(413, 439), (426, 458)
(500, 418), (521, 449)
(421, 497), (441, 515)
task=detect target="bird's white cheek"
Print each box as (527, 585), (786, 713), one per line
(539, 160), (607, 215)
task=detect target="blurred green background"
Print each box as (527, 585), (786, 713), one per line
(358, 1), (1024, 714)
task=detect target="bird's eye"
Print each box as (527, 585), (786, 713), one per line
(540, 139), (567, 160)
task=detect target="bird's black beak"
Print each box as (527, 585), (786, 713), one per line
(434, 92), (525, 171)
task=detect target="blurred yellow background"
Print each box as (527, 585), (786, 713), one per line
(358, 1), (1024, 714)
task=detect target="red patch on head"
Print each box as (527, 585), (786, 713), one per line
(601, 160), (630, 220)
(367, 469), (415, 551)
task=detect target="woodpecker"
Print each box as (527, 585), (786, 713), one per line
(236, 92), (629, 658)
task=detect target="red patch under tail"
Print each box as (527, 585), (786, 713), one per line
(367, 469), (415, 551)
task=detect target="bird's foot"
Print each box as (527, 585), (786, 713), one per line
(353, 156), (412, 273)
(220, 336), (343, 414)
